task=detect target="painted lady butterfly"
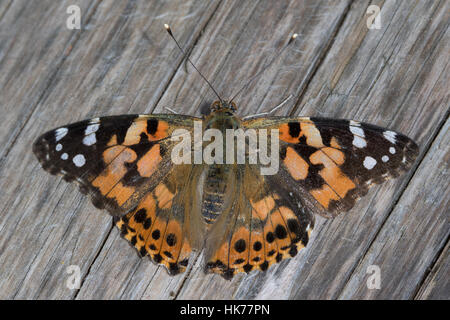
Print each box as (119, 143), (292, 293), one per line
(33, 27), (419, 280)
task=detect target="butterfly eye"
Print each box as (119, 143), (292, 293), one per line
(230, 101), (237, 111)
(211, 101), (221, 111)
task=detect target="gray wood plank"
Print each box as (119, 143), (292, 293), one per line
(0, 0), (13, 22)
(0, 0), (101, 300)
(0, 0), (447, 300)
(415, 241), (450, 300)
(0, 0), (97, 160)
(339, 118), (449, 299)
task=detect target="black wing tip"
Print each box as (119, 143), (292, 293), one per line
(396, 137), (420, 173)
(33, 135), (60, 175)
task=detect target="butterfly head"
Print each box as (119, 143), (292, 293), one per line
(204, 100), (241, 130)
(211, 100), (237, 113)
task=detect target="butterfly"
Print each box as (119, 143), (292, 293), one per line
(33, 99), (419, 279)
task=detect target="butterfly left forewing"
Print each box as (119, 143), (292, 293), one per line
(33, 114), (199, 216)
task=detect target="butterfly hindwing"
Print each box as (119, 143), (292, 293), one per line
(116, 164), (203, 274)
(204, 164), (314, 279)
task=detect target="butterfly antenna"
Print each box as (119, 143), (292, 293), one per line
(164, 24), (223, 104)
(230, 33), (298, 103)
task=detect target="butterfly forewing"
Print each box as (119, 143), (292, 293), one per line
(33, 114), (199, 214)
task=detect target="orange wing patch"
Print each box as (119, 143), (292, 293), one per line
(123, 119), (169, 145)
(137, 144), (162, 177)
(310, 185), (340, 209)
(268, 207), (292, 260)
(229, 226), (251, 272)
(283, 147), (309, 180)
(92, 146), (137, 202)
(206, 241), (231, 276)
(279, 123), (302, 143)
(250, 195), (275, 221)
(278, 121), (358, 212)
(309, 150), (356, 208)
(248, 228), (265, 269)
(159, 219), (183, 264)
(279, 121), (324, 148)
(154, 183), (174, 209)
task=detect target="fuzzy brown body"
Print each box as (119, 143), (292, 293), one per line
(200, 107), (242, 225)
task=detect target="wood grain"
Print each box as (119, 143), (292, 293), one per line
(0, 0), (448, 299)
(415, 241), (450, 300)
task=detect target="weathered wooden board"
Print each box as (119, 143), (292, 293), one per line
(415, 241), (450, 300)
(0, 0), (448, 300)
(0, 0), (97, 160)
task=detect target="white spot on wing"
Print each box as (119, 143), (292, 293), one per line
(383, 130), (397, 144)
(83, 133), (96, 146)
(73, 154), (86, 167)
(350, 124), (366, 148)
(85, 123), (100, 135)
(363, 156), (377, 170)
(389, 147), (396, 154)
(353, 136), (367, 148)
(382, 155), (389, 162)
(350, 125), (365, 137)
(56, 143), (62, 151)
(350, 120), (361, 126)
(55, 128), (68, 142)
(61, 153), (68, 160)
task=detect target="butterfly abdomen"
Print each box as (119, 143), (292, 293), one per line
(201, 164), (232, 224)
